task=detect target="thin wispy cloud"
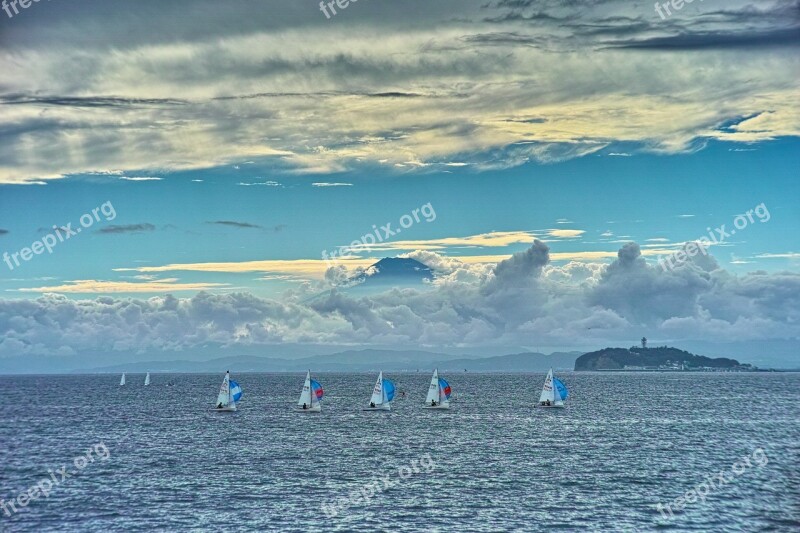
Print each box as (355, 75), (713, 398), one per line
(312, 182), (354, 187)
(119, 176), (163, 181)
(97, 224), (156, 234)
(206, 220), (263, 229)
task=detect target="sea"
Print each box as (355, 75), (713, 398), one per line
(0, 372), (798, 532)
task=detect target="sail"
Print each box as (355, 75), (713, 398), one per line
(120, 373), (126, 386)
(425, 369), (440, 404)
(382, 378), (395, 403)
(370, 372), (384, 405)
(144, 373), (150, 386)
(539, 369), (555, 403)
(310, 379), (324, 406)
(438, 377), (452, 404)
(216, 373), (232, 407)
(298, 372), (313, 406)
(553, 377), (568, 402)
(230, 380), (243, 402)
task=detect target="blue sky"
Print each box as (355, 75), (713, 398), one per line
(2, 139), (797, 297)
(0, 0), (798, 367)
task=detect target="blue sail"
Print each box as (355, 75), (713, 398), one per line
(230, 380), (243, 402)
(553, 378), (568, 401)
(382, 379), (395, 402)
(438, 378), (452, 399)
(310, 379), (324, 401)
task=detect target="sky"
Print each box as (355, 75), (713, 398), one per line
(0, 0), (798, 369)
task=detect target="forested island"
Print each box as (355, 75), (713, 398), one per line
(574, 346), (754, 371)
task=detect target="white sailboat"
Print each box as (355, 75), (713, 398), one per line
(144, 373), (150, 386)
(297, 370), (323, 412)
(212, 371), (241, 412)
(537, 368), (567, 408)
(119, 373), (126, 386)
(364, 371), (395, 411)
(422, 369), (451, 410)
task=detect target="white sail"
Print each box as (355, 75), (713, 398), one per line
(120, 373), (126, 386)
(144, 373), (150, 386)
(539, 368), (555, 404)
(216, 372), (234, 408)
(425, 369), (440, 404)
(370, 371), (384, 405)
(298, 371), (313, 407)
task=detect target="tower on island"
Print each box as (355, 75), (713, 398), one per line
(641, 337), (647, 349)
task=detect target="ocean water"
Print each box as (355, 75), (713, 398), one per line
(0, 372), (798, 532)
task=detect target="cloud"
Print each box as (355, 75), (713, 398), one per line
(0, 0), (796, 183)
(312, 182), (354, 187)
(16, 279), (228, 294)
(97, 224), (156, 234)
(206, 220), (263, 229)
(237, 181), (282, 187)
(547, 229), (585, 238)
(119, 176), (162, 181)
(4, 240), (797, 357)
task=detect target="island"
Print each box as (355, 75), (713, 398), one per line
(574, 345), (754, 372)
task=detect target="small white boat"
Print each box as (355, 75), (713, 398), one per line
(119, 373), (126, 386)
(297, 370), (323, 412)
(364, 371), (395, 411)
(422, 369), (451, 410)
(144, 373), (150, 386)
(212, 371), (242, 412)
(536, 368), (568, 408)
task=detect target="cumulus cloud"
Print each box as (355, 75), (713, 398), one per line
(3, 241), (797, 357)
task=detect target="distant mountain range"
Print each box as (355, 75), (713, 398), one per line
(574, 346), (749, 371)
(79, 349), (582, 374)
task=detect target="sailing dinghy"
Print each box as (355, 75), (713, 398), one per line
(536, 368), (568, 408)
(422, 369), (451, 410)
(144, 373), (150, 386)
(212, 371), (242, 412)
(364, 371), (395, 411)
(297, 370), (323, 412)
(119, 373), (126, 386)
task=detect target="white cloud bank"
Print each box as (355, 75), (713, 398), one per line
(1, 241), (797, 358)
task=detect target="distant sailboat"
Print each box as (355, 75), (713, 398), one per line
(537, 368), (568, 408)
(144, 373), (150, 386)
(365, 371), (395, 411)
(422, 369), (451, 410)
(212, 371), (242, 412)
(297, 370), (323, 412)
(119, 373), (126, 386)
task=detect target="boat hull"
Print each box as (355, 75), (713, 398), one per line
(535, 404), (565, 408)
(211, 406), (237, 412)
(422, 404), (450, 410)
(298, 405), (322, 412)
(363, 404), (391, 411)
